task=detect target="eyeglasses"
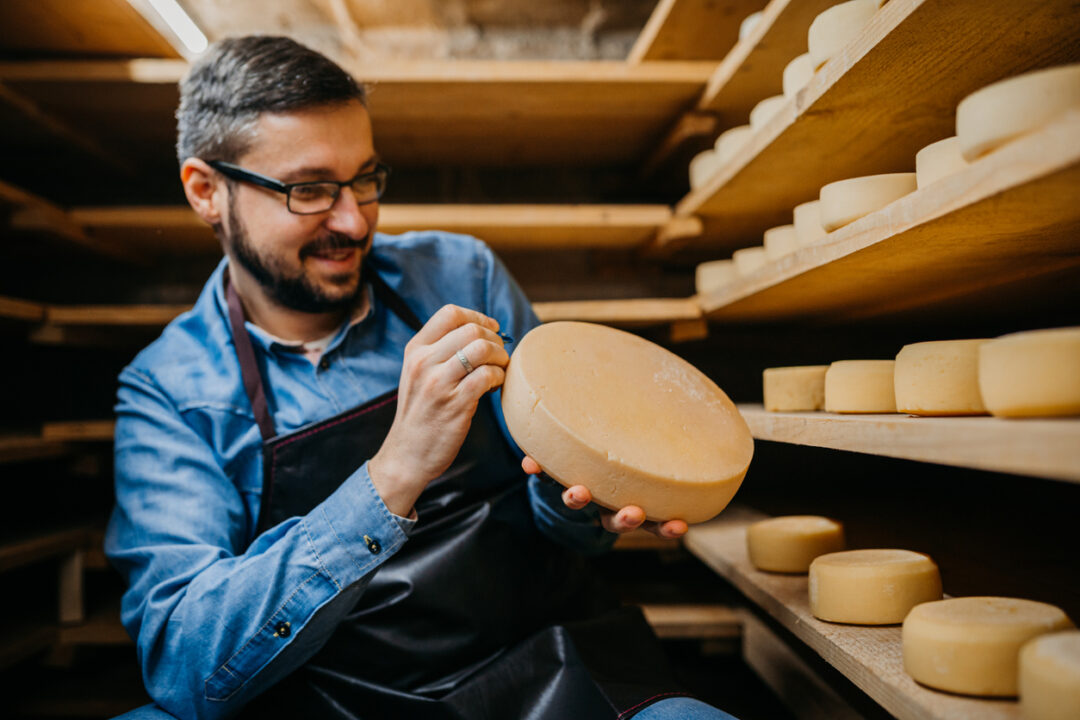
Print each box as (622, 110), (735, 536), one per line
(206, 160), (390, 214)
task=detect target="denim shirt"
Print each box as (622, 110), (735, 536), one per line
(105, 231), (615, 719)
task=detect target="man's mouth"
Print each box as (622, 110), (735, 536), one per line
(309, 248), (357, 261)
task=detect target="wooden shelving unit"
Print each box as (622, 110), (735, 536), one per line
(628, 0), (767, 63)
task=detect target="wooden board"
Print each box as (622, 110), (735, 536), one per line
(0, 0), (181, 59)
(628, 0), (767, 62)
(0, 527), (91, 574)
(533, 297), (701, 325)
(738, 405), (1080, 484)
(40, 421), (116, 443)
(639, 603), (743, 639)
(612, 529), (682, 551)
(0, 296), (46, 323)
(0, 435), (70, 464)
(684, 506), (1023, 720)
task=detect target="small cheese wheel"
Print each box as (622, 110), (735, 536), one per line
(763, 365), (829, 412)
(1020, 630), (1080, 720)
(695, 259), (736, 295)
(739, 11), (763, 41)
(783, 53), (815, 99)
(807, 0), (879, 70)
(732, 246), (767, 276)
(824, 360), (896, 413)
(689, 149), (722, 190)
(915, 136), (968, 189)
(763, 225), (799, 261)
(979, 327), (1080, 418)
(749, 95), (787, 131)
(747, 515), (845, 573)
(501, 322), (754, 524)
(715, 125), (754, 165)
(903, 597), (1075, 697)
(793, 200), (827, 246)
(809, 549), (941, 625)
(894, 339), (989, 416)
(956, 64), (1080, 161)
(819, 173), (917, 232)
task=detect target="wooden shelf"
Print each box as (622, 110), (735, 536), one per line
(639, 603), (742, 640)
(0, 527), (92, 575)
(0, 435), (70, 464)
(0, 0), (180, 59)
(0, 180), (123, 259)
(40, 421), (116, 443)
(738, 404), (1080, 484)
(673, 0), (1080, 251)
(628, 0), (767, 63)
(685, 506), (1022, 720)
(533, 297), (701, 325)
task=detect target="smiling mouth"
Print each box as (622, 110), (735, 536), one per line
(309, 248), (357, 261)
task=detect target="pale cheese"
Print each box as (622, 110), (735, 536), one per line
(783, 54), (815, 99)
(749, 95), (787, 131)
(979, 327), (1080, 418)
(747, 515), (845, 573)
(793, 200), (827, 246)
(809, 549), (941, 625)
(763, 365), (829, 412)
(915, 136), (968, 189)
(689, 149), (722, 190)
(763, 225), (799, 261)
(695, 259), (736, 296)
(807, 0), (879, 70)
(894, 339), (989, 416)
(732, 246), (767, 276)
(714, 125), (754, 166)
(824, 360), (896, 413)
(1020, 630), (1080, 720)
(819, 173), (917, 232)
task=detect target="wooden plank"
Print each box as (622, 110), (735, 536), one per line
(58, 551), (85, 625)
(640, 603), (743, 640)
(44, 305), (191, 328)
(40, 421), (116, 443)
(0, 296), (46, 323)
(613, 529), (682, 551)
(697, 110), (1080, 321)
(533, 297), (702, 325)
(684, 506), (1023, 720)
(0, 528), (92, 574)
(738, 405), (1080, 484)
(0, 435), (70, 464)
(0, 0), (180, 58)
(628, 0), (767, 62)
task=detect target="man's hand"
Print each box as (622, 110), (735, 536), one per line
(521, 456), (689, 540)
(370, 305), (508, 517)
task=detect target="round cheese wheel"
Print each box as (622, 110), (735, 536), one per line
(749, 95), (787, 131)
(732, 246), (767, 276)
(903, 597), (1075, 697)
(807, 0), (879, 70)
(747, 515), (845, 573)
(1020, 630), (1080, 720)
(739, 11), (763, 41)
(763, 365), (829, 412)
(809, 549), (941, 625)
(689, 149), (722, 190)
(695, 259), (736, 295)
(819, 173), (917, 232)
(714, 125), (754, 165)
(783, 53), (815, 99)
(793, 199), (827, 246)
(979, 327), (1080, 418)
(894, 339), (989, 416)
(501, 322), (754, 524)
(915, 136), (968, 189)
(763, 224), (799, 261)
(956, 64), (1080, 161)
(824, 360), (896, 413)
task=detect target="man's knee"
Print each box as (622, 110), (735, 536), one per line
(112, 703), (179, 720)
(634, 695), (740, 720)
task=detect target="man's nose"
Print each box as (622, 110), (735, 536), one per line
(324, 186), (371, 239)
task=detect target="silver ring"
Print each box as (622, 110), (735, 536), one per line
(456, 349), (475, 375)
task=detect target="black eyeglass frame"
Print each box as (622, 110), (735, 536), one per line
(206, 159), (390, 214)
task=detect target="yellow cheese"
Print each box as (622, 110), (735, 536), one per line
(739, 10), (763, 41)
(763, 224), (799, 261)
(819, 173), (917, 232)
(749, 95), (787, 132)
(809, 549), (941, 625)
(956, 64), (1080, 161)
(783, 53), (815, 99)
(979, 327), (1080, 418)
(763, 365), (829, 412)
(824, 360), (896, 413)
(747, 515), (845, 573)
(1020, 630), (1080, 720)
(903, 597), (1075, 697)
(501, 322), (754, 523)
(807, 0), (879, 70)
(689, 149), (723, 190)
(714, 125), (754, 166)
(793, 200), (827, 246)
(732, 246), (767, 276)
(695, 259), (736, 295)
(894, 339), (989, 416)
(915, 136), (968, 189)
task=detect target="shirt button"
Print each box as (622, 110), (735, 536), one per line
(274, 621), (291, 639)
(363, 534), (381, 554)
(319, 358), (330, 370)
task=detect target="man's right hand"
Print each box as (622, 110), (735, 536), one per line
(369, 304), (509, 517)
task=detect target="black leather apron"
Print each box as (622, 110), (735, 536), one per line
(226, 264), (686, 719)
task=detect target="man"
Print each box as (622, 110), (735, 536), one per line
(107, 35), (736, 720)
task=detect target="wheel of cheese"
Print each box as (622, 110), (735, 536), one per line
(1020, 630), (1080, 720)
(749, 95), (787, 131)
(689, 149), (722, 190)
(819, 173), (917, 232)
(915, 136), (968, 189)
(824, 360), (896, 413)
(894, 339), (989, 416)
(714, 125), (754, 165)
(903, 597), (1075, 697)
(747, 515), (845, 573)
(739, 11), (763, 41)
(783, 54), (815, 99)
(956, 64), (1080, 161)
(793, 200), (827, 246)
(695, 259), (736, 295)
(807, 0), (879, 70)
(500, 322), (754, 524)
(809, 549), (941, 625)
(732, 246), (767, 276)
(763, 365), (829, 412)
(763, 225), (799, 261)
(978, 327), (1080, 418)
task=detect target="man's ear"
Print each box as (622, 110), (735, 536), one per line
(181, 158), (225, 225)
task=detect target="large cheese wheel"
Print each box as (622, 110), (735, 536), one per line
(695, 259), (736, 295)
(819, 173), (917, 232)
(714, 125), (754, 165)
(807, 0), (879, 70)
(501, 322), (754, 523)
(763, 224), (799, 261)
(903, 597), (1075, 697)
(783, 53), (815, 99)
(689, 149), (722, 190)
(793, 200), (827, 246)
(956, 64), (1080, 161)
(749, 95), (787, 131)
(763, 365), (828, 412)
(732, 246), (767, 276)
(979, 327), (1080, 418)
(747, 515), (845, 573)
(915, 136), (968, 189)
(894, 339), (989, 416)
(809, 549), (941, 625)
(1020, 630), (1080, 720)
(824, 360), (896, 413)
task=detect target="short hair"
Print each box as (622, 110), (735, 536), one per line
(176, 35), (366, 165)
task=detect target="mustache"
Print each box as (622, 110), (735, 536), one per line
(300, 232), (371, 258)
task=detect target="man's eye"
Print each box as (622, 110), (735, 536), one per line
(292, 184), (334, 200)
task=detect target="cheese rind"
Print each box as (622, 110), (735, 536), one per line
(715, 125), (754, 165)
(915, 136), (968, 189)
(747, 515), (845, 572)
(809, 549), (941, 625)
(749, 95), (787, 131)
(978, 327), (1080, 418)
(500, 322), (754, 523)
(807, 0), (879, 70)
(764, 365), (828, 412)
(783, 53), (815, 98)
(689, 149), (722, 190)
(695, 259), (736, 295)
(824, 360), (896, 413)
(1020, 630), (1080, 720)
(763, 225), (799, 261)
(819, 173), (917, 232)
(903, 597), (1075, 697)
(793, 200), (827, 246)
(894, 339), (989, 416)
(732, 246), (767, 276)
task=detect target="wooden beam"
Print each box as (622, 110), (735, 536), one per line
(43, 305), (190, 328)
(0, 296), (46, 324)
(40, 421), (116, 443)
(629, 0), (767, 62)
(0, 435), (70, 465)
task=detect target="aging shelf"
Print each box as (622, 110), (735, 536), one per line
(628, 0), (767, 63)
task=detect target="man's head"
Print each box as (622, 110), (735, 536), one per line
(178, 36), (380, 315)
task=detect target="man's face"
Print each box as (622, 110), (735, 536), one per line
(220, 100), (379, 313)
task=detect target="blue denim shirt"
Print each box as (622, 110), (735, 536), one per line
(105, 231), (615, 719)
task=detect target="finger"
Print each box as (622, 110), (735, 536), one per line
(521, 456), (542, 475)
(428, 322), (507, 366)
(600, 505), (646, 534)
(411, 305), (499, 348)
(456, 363), (506, 400)
(653, 519), (688, 539)
(561, 485), (591, 510)
(443, 338), (510, 382)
